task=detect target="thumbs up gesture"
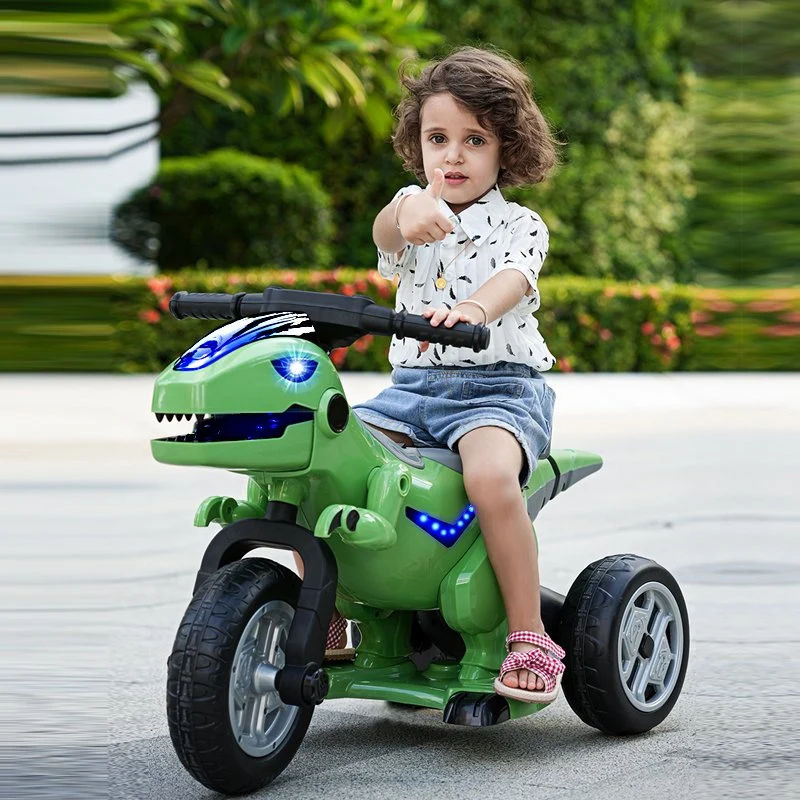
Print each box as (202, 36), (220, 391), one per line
(395, 169), (456, 245)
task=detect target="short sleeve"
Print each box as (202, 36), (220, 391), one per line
(493, 211), (549, 312)
(377, 185), (423, 278)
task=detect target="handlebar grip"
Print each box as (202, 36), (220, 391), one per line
(392, 312), (490, 352)
(169, 291), (251, 320)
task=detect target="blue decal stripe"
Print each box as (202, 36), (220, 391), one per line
(405, 503), (476, 547)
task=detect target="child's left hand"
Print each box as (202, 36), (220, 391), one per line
(418, 305), (485, 352)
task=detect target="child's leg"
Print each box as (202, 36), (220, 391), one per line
(457, 426), (546, 691)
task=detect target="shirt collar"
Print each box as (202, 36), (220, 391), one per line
(438, 185), (509, 247)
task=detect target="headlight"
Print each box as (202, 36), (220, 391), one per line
(272, 357), (318, 383)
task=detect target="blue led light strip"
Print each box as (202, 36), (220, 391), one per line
(405, 503), (476, 548)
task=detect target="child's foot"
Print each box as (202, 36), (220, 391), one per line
(493, 630), (565, 704)
(324, 612), (356, 662)
(503, 639), (547, 691)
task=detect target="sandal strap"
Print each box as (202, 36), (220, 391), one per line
(506, 630), (565, 660)
(498, 648), (566, 694)
(325, 615), (348, 650)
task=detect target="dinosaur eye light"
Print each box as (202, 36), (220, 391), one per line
(272, 357), (318, 383)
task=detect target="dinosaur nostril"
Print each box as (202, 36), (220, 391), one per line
(346, 510), (360, 529)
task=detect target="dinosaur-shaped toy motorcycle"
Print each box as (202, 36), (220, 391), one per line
(152, 288), (689, 795)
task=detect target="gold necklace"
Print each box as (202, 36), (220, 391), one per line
(434, 237), (472, 290)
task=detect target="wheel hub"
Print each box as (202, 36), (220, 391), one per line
(228, 599), (300, 757)
(617, 581), (684, 712)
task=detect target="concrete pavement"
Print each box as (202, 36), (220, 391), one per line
(1, 373), (798, 799)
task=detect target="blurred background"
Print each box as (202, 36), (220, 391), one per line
(0, 0), (797, 374)
(1, 4), (799, 797)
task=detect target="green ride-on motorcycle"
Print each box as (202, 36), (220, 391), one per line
(152, 287), (689, 795)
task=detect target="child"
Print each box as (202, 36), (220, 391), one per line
(342, 46), (565, 703)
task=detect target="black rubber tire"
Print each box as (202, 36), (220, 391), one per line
(167, 558), (314, 795)
(558, 554), (690, 735)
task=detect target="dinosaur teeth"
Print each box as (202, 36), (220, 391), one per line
(166, 413), (174, 422)
(156, 413), (164, 422)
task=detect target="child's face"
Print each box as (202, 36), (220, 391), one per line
(419, 92), (502, 213)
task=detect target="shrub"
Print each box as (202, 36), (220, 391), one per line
(160, 1), (696, 283)
(112, 149), (333, 271)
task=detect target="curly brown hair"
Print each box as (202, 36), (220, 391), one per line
(393, 46), (559, 188)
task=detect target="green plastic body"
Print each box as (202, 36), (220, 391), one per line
(152, 336), (602, 717)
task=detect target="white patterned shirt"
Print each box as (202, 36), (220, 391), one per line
(377, 184), (556, 370)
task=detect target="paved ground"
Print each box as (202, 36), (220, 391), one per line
(1, 373), (799, 799)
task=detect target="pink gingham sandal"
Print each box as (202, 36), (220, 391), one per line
(493, 631), (566, 704)
(324, 614), (355, 662)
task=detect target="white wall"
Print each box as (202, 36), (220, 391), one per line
(0, 82), (159, 275)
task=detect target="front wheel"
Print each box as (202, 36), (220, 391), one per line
(559, 554), (689, 735)
(167, 558), (314, 795)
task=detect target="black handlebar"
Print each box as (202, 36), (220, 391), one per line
(169, 287), (491, 352)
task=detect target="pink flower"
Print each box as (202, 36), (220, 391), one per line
(667, 336), (682, 351)
(761, 324), (800, 338)
(282, 272), (297, 286)
(600, 328), (612, 341)
(631, 287), (644, 299)
(706, 300), (735, 313)
(651, 334), (662, 346)
(559, 357), (573, 373)
(158, 296), (171, 312)
(747, 300), (786, 313)
(648, 287), (661, 300)
(603, 286), (615, 298)
(341, 284), (356, 296)
(695, 324), (725, 338)
(641, 321), (656, 335)
(690, 310), (711, 324)
(146, 277), (172, 296)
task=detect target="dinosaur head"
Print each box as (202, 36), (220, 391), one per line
(150, 313), (350, 473)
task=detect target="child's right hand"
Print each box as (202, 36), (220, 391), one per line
(396, 169), (455, 245)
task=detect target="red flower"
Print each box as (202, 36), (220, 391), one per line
(139, 309), (161, 324)
(158, 296), (171, 312)
(650, 334), (662, 346)
(354, 279), (368, 293)
(341, 284), (356, 296)
(559, 357), (573, 373)
(666, 336), (682, 351)
(640, 321), (656, 335)
(330, 348), (348, 367)
(283, 272), (297, 286)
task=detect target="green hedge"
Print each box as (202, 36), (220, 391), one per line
(112, 149), (334, 270)
(3, 273), (796, 373)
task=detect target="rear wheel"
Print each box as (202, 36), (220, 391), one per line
(167, 558), (314, 795)
(559, 554), (689, 735)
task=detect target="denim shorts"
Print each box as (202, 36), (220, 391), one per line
(352, 361), (555, 487)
